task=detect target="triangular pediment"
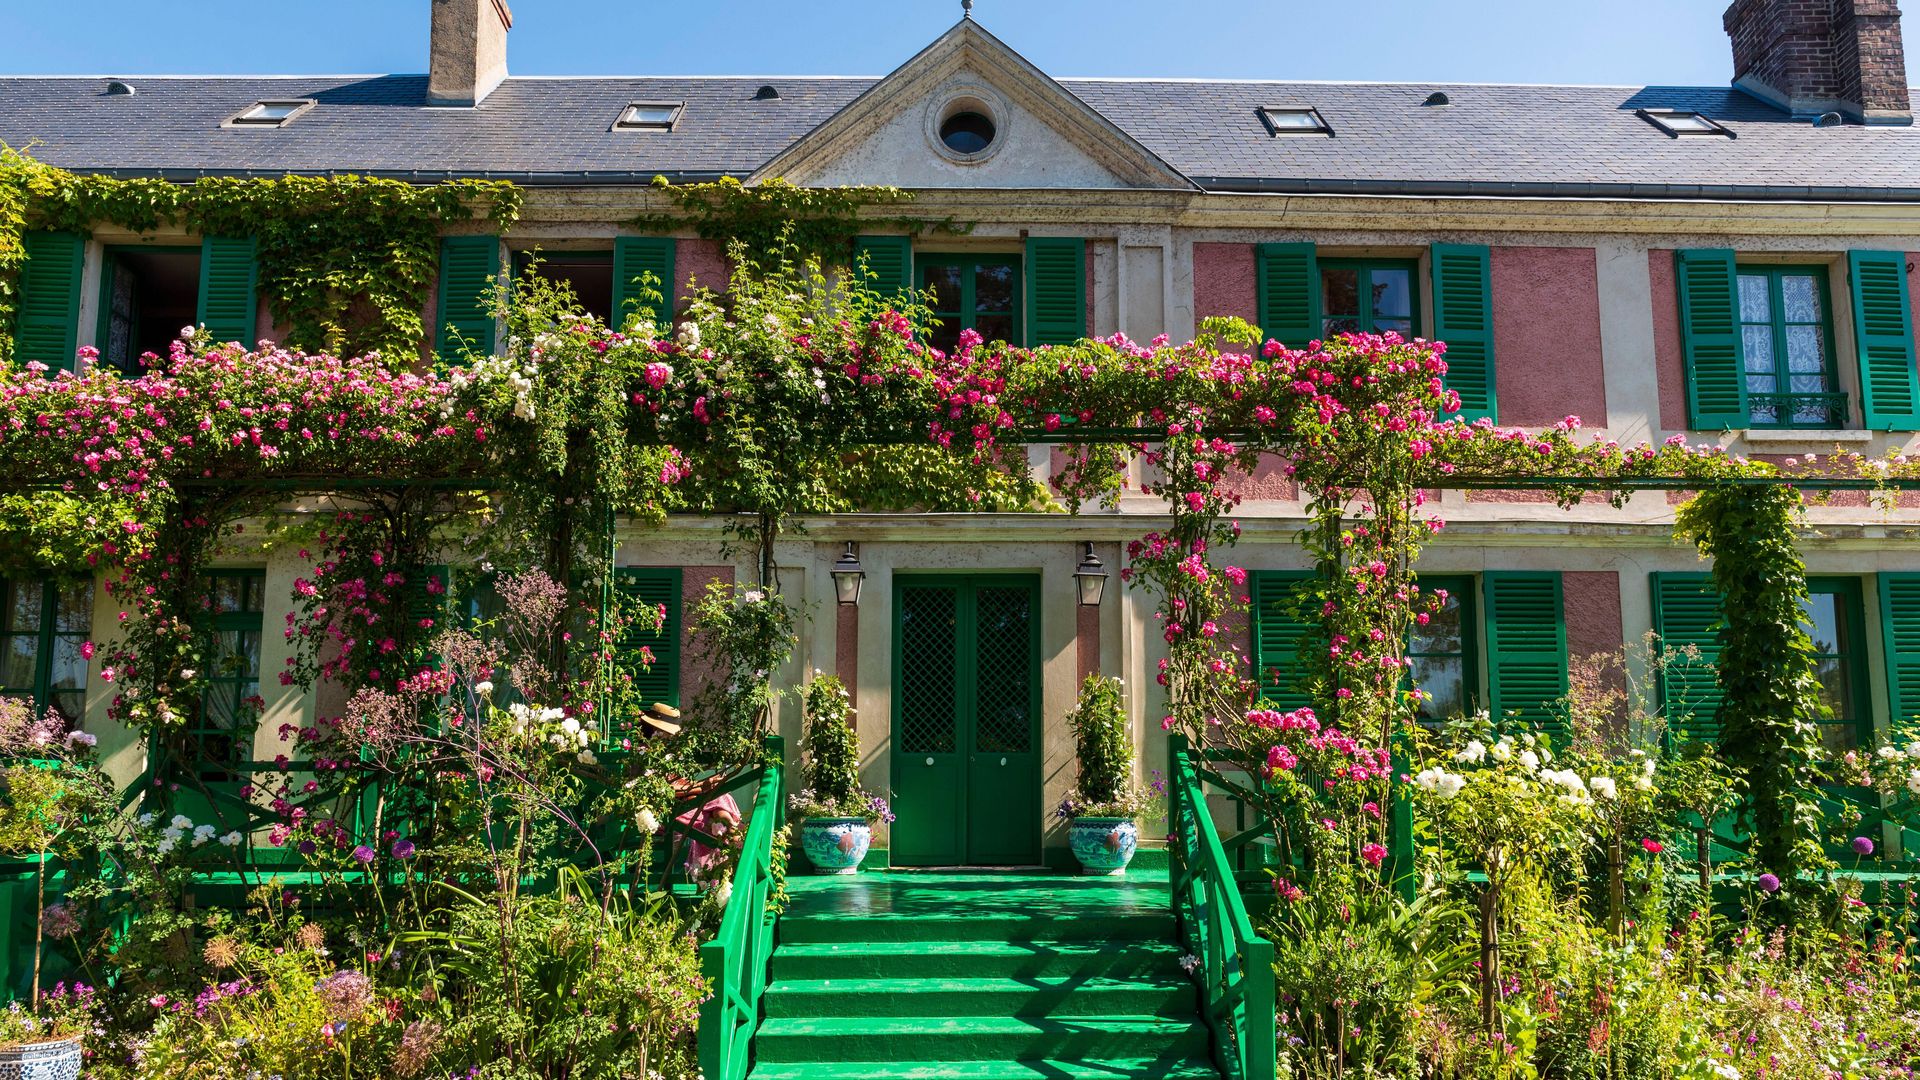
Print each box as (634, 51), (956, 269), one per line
(750, 20), (1195, 191)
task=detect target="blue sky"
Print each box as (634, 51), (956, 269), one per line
(1, 0), (1914, 89)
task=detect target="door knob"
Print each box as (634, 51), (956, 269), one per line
(925, 756), (935, 766)
(1000, 757), (1007, 766)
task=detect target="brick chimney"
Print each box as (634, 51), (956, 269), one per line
(1724, 0), (1912, 123)
(428, 0), (512, 107)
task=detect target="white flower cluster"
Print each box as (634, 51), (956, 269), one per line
(139, 812), (243, 854)
(1456, 734), (1541, 772)
(1414, 767), (1467, 799)
(508, 702), (599, 766)
(444, 354), (540, 422)
(1539, 768), (1593, 806)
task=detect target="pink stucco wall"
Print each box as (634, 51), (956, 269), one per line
(1193, 242), (1258, 328)
(1649, 249), (1690, 432)
(1563, 571), (1623, 665)
(681, 566), (734, 705)
(1491, 247), (1608, 428)
(1224, 454), (1299, 501)
(675, 239), (729, 313)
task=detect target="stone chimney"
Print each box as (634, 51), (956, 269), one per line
(428, 0), (512, 107)
(1724, 0), (1912, 124)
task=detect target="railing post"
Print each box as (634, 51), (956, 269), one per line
(698, 938), (728, 1080)
(1388, 728), (1415, 903)
(1244, 935), (1276, 1080)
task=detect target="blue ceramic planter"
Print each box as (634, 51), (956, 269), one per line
(0, 1037), (82, 1080)
(1069, 817), (1138, 875)
(800, 817), (871, 874)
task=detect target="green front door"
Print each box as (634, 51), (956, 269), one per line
(891, 576), (1041, 866)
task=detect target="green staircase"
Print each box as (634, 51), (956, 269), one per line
(749, 871), (1222, 1080)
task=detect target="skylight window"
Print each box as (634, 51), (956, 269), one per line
(614, 102), (683, 132)
(1637, 109), (1733, 138)
(1260, 106), (1332, 136)
(226, 99), (314, 128)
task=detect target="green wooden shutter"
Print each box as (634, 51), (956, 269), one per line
(1651, 572), (1725, 741)
(1254, 242), (1319, 349)
(1025, 236), (1086, 346)
(1675, 249), (1748, 430)
(1879, 574), (1920, 726)
(1250, 571), (1315, 711)
(616, 567), (682, 709)
(434, 235), (501, 359)
(853, 236), (912, 303)
(1849, 250), (1920, 431)
(1431, 243), (1497, 422)
(196, 236), (259, 346)
(612, 237), (677, 327)
(14, 231), (85, 370)
(1482, 572), (1568, 739)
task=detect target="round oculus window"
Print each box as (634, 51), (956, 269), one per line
(938, 111), (996, 155)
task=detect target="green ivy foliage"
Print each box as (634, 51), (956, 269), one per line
(0, 147), (521, 362)
(1675, 483), (1831, 902)
(632, 176), (955, 265)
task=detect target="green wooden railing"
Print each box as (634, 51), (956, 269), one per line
(1169, 734), (1276, 1080)
(697, 734), (785, 1080)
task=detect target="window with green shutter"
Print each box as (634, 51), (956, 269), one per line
(1322, 258), (1419, 339)
(1675, 249), (1749, 431)
(1650, 573), (1725, 743)
(612, 237), (677, 327)
(1430, 244), (1496, 422)
(616, 568), (682, 709)
(1803, 577), (1869, 752)
(1849, 250), (1920, 431)
(853, 236), (912, 303)
(435, 235), (501, 360)
(13, 231), (85, 371)
(1254, 242), (1320, 349)
(1249, 571), (1316, 711)
(0, 577), (91, 726)
(1409, 574), (1478, 721)
(917, 254), (1021, 355)
(96, 245), (202, 375)
(1736, 265), (1841, 428)
(1878, 574), (1920, 730)
(1482, 573), (1568, 738)
(1025, 237), (1085, 346)
(196, 235), (259, 346)
(190, 570), (267, 782)
(512, 250), (617, 326)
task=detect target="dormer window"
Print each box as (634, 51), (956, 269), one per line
(1637, 109), (1733, 137)
(1260, 106), (1332, 136)
(614, 102), (682, 132)
(226, 100), (314, 128)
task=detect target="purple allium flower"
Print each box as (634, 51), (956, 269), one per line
(39, 903), (80, 940)
(1758, 872), (1782, 894)
(350, 844), (376, 864)
(297, 839), (317, 856)
(391, 838), (416, 859)
(1853, 836), (1875, 856)
(313, 969), (373, 1021)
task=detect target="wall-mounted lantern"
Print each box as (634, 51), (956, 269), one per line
(1074, 542), (1108, 607)
(831, 542), (866, 606)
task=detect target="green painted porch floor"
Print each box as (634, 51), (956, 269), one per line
(750, 871), (1221, 1080)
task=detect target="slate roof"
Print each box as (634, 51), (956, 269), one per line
(2, 73), (1917, 200)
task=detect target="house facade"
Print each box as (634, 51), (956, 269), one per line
(2, 0), (1919, 868)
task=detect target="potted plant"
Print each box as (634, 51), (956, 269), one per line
(790, 674), (892, 874)
(1058, 675), (1154, 875)
(0, 982), (91, 1079)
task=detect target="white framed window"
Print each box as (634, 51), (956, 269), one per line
(613, 102), (683, 132)
(225, 99), (315, 128)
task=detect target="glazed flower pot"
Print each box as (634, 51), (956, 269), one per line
(0, 1036), (83, 1080)
(800, 817), (871, 875)
(1069, 816), (1138, 876)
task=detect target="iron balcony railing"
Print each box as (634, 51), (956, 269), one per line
(1749, 391), (1849, 429)
(697, 735), (785, 1080)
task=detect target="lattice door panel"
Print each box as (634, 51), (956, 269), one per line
(898, 585), (959, 755)
(971, 586), (1034, 754)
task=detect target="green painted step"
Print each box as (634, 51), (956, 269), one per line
(753, 1015), (1209, 1063)
(764, 975), (1195, 1018)
(779, 912), (1176, 944)
(771, 939), (1187, 981)
(747, 1057), (1222, 1080)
